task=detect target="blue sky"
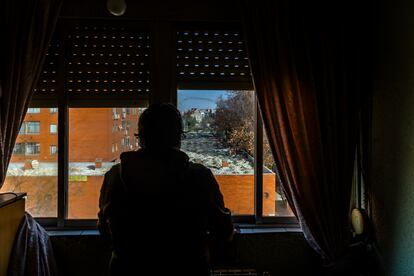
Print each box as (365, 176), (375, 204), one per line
(177, 90), (228, 111)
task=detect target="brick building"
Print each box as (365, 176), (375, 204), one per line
(11, 107), (140, 164)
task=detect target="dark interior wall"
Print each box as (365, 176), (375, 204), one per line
(50, 232), (320, 276)
(60, 0), (240, 21)
(371, 0), (414, 274)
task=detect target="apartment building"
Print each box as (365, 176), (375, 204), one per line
(11, 107), (140, 164)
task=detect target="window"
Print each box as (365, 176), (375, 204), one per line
(176, 26), (295, 223)
(68, 107), (143, 219)
(1, 108), (58, 217)
(13, 143), (25, 155)
(19, 121), (41, 134)
(50, 145), (57, 155)
(27, 108), (41, 113)
(50, 124), (57, 134)
(178, 90), (295, 221)
(179, 90), (255, 215)
(263, 124), (294, 217)
(25, 143), (40, 155)
(19, 124), (25, 135)
(1, 20), (150, 225)
(25, 122), (40, 134)
(2, 20), (296, 228)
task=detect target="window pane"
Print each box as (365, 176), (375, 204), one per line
(263, 125), (294, 217)
(50, 124), (57, 134)
(178, 90), (255, 215)
(68, 107), (144, 219)
(26, 122), (40, 134)
(50, 145), (57, 155)
(27, 108), (41, 113)
(13, 143), (25, 155)
(1, 108), (58, 217)
(25, 142), (40, 155)
(19, 124), (25, 134)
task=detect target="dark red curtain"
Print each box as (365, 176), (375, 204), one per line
(243, 0), (365, 264)
(0, 0), (62, 187)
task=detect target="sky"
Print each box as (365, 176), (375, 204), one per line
(177, 90), (229, 111)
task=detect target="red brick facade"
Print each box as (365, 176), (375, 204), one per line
(11, 108), (140, 164)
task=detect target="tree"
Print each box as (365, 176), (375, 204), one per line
(212, 91), (255, 155)
(211, 91), (275, 169)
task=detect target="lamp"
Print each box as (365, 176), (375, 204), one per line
(107, 0), (127, 16)
(351, 208), (364, 235)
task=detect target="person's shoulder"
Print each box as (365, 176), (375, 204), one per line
(104, 163), (121, 177)
(120, 150), (143, 160)
(187, 161), (213, 175)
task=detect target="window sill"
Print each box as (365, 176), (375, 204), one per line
(47, 226), (302, 237)
(48, 230), (100, 236)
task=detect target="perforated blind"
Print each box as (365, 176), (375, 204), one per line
(176, 28), (252, 89)
(34, 36), (60, 95)
(66, 24), (150, 94)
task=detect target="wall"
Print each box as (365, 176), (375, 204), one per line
(371, 0), (414, 274)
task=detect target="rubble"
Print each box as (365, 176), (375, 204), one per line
(6, 132), (255, 177)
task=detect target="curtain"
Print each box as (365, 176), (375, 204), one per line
(242, 0), (365, 265)
(0, 0), (62, 188)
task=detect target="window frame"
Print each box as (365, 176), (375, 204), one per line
(26, 18), (297, 229)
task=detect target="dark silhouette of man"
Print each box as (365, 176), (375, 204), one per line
(98, 103), (234, 276)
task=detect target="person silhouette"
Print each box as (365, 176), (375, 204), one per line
(98, 103), (234, 276)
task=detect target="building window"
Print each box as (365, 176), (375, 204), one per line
(50, 124), (57, 134)
(27, 108), (41, 113)
(25, 122), (40, 134)
(13, 143), (25, 155)
(50, 145), (57, 155)
(25, 142), (40, 155)
(19, 123), (25, 135)
(50, 108), (58, 113)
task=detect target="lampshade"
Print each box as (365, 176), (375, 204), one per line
(351, 208), (364, 235)
(107, 0), (127, 16)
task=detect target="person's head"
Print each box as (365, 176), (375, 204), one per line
(136, 103), (183, 150)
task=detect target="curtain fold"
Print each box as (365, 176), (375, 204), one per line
(242, 0), (363, 264)
(0, 0), (62, 188)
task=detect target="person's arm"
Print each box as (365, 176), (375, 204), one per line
(97, 165), (120, 242)
(204, 169), (234, 242)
